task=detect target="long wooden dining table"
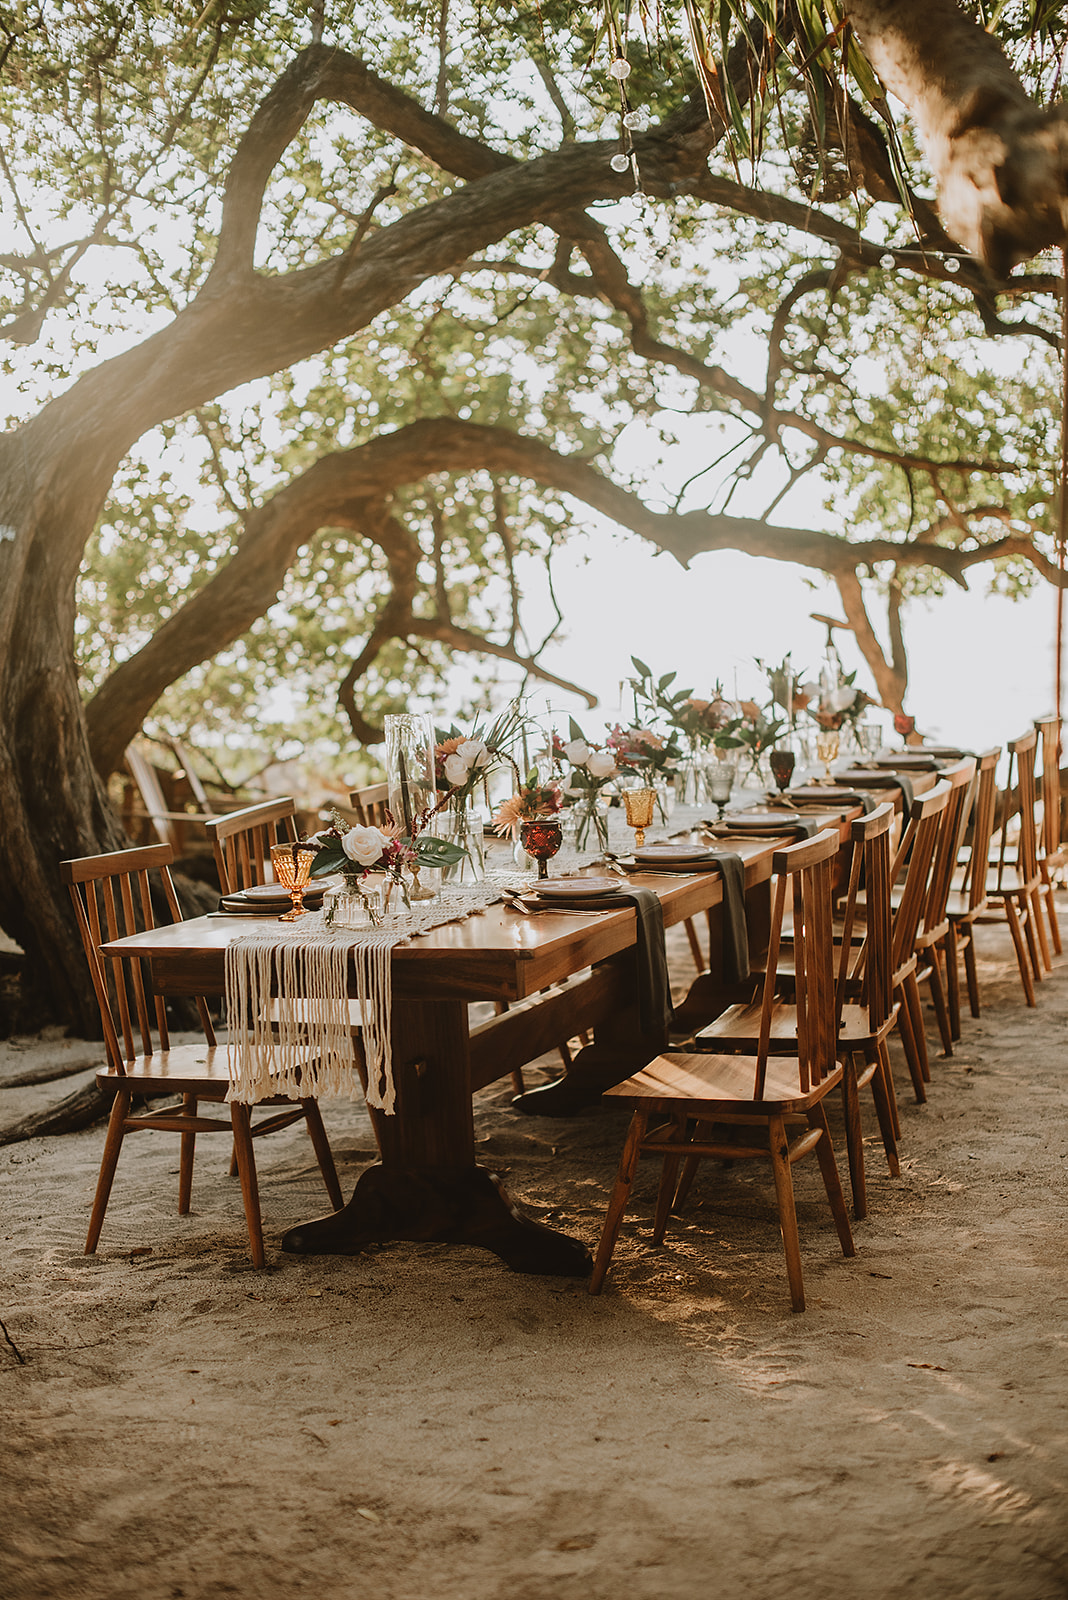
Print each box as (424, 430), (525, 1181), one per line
(100, 787), (926, 1277)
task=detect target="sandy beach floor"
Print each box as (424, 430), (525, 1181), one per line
(1, 917), (1066, 1600)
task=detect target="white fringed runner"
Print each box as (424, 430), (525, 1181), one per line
(224, 884), (510, 1115)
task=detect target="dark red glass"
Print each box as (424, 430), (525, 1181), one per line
(520, 816), (563, 879)
(769, 748), (796, 793)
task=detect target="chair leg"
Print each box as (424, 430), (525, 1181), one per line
(673, 1150), (703, 1215)
(589, 1110), (648, 1294)
(651, 1115), (686, 1245)
(85, 1088), (131, 1255)
(1040, 861), (1062, 954)
(178, 1093), (197, 1214)
(839, 1054), (867, 1222)
(805, 1103), (856, 1261)
(767, 1113), (806, 1313)
(962, 929), (981, 1019)
(895, 980), (927, 1103)
(926, 948), (953, 1059)
(1028, 887), (1052, 975)
(300, 1099), (344, 1210)
(870, 1041), (901, 1177)
(229, 1102), (266, 1268)
(1003, 896), (1037, 1006)
(946, 921), (965, 1043)
(684, 917), (704, 973)
(903, 971), (931, 1085)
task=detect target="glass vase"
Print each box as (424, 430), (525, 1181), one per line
(384, 712), (437, 837)
(439, 797), (486, 884)
(574, 792), (610, 855)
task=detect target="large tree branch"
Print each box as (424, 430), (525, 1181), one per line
(845, 0), (1068, 274)
(84, 416), (1056, 773)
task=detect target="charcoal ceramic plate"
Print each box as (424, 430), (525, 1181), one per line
(535, 876), (622, 899)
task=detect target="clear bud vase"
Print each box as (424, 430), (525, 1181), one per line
(574, 792), (610, 855)
(439, 796), (486, 884)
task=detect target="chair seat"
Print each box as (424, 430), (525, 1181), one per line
(945, 889), (987, 921)
(697, 998), (890, 1051)
(97, 1043), (233, 1097)
(604, 1050), (843, 1116)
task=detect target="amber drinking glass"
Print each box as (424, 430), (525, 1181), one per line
(519, 816), (563, 880)
(621, 785), (656, 850)
(815, 729), (840, 782)
(270, 843), (318, 920)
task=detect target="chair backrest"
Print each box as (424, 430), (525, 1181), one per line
(1034, 714), (1062, 857)
(206, 798), (298, 894)
(920, 757), (977, 937)
(890, 781), (951, 975)
(350, 783), (391, 828)
(957, 747), (1001, 911)
(836, 801), (895, 1035)
(755, 829), (839, 1098)
(60, 844), (215, 1072)
(995, 729), (1040, 889)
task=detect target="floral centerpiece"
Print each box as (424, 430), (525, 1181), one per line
(806, 671), (874, 732)
(626, 658), (739, 753)
(550, 721), (618, 852)
(306, 811), (462, 925)
(428, 701), (528, 881)
(491, 770), (564, 836)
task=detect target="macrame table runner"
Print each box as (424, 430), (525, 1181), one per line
(225, 881), (509, 1115)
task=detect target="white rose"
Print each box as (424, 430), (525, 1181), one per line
(341, 824), (389, 866)
(458, 738), (490, 769)
(564, 738), (590, 766)
(829, 686), (857, 711)
(443, 753), (470, 785)
(586, 750), (616, 779)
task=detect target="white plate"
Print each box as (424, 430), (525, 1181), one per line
(633, 844), (717, 863)
(535, 876), (622, 899)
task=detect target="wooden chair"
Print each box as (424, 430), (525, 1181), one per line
(1034, 714), (1065, 956)
(943, 747), (1001, 1037)
(881, 781), (951, 1102)
(909, 757), (977, 1060)
(691, 803), (900, 1220)
(976, 730), (1048, 1006)
(122, 743), (200, 853)
(206, 797), (299, 894)
(589, 830), (855, 1313)
(350, 783), (392, 828)
(60, 844), (344, 1267)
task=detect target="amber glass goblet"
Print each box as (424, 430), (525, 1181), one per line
(815, 729), (840, 782)
(519, 815), (563, 880)
(621, 785), (656, 850)
(270, 842), (318, 920)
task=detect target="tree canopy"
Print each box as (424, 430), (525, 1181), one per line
(1, 0), (1067, 1025)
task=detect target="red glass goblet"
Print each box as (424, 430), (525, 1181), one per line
(520, 815), (564, 880)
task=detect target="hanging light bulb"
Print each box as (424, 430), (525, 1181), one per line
(622, 110), (644, 131)
(609, 56), (631, 79)
(610, 151), (630, 173)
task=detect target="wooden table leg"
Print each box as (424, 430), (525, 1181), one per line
(280, 999), (592, 1277)
(512, 947), (666, 1117)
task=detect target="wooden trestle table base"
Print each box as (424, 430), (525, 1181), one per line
(100, 799), (911, 1276)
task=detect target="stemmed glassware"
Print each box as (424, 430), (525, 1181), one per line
(621, 785), (656, 850)
(815, 729), (840, 782)
(703, 760), (734, 821)
(270, 842), (319, 920)
(519, 815), (563, 880)
(769, 747), (796, 793)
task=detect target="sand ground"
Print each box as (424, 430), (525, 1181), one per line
(1, 917), (1066, 1600)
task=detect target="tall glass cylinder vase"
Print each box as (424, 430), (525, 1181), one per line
(384, 713), (437, 836)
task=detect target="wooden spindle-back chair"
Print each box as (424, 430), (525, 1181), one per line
(943, 747), (1001, 1036)
(60, 844), (343, 1266)
(978, 730), (1048, 1005)
(349, 783), (392, 829)
(206, 797), (299, 894)
(1033, 714), (1065, 956)
(589, 829), (855, 1313)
